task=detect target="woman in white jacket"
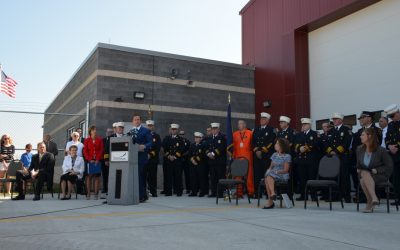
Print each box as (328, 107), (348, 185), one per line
(61, 145), (85, 200)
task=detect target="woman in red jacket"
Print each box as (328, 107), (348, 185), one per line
(83, 125), (104, 200)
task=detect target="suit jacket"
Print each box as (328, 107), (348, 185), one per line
(44, 140), (58, 156)
(29, 152), (55, 173)
(129, 126), (153, 166)
(83, 137), (104, 162)
(356, 146), (393, 180)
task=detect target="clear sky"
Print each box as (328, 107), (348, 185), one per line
(0, 0), (248, 152)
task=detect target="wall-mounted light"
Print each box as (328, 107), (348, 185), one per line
(263, 100), (272, 108)
(114, 96), (124, 102)
(187, 80), (195, 87)
(134, 92), (145, 100)
(170, 68), (179, 80)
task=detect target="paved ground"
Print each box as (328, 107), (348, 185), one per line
(0, 193), (399, 250)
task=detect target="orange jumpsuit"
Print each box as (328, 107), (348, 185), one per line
(232, 129), (254, 196)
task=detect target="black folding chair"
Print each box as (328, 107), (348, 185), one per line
(304, 156), (344, 211)
(357, 180), (399, 213)
(216, 158), (251, 205)
(0, 160), (23, 198)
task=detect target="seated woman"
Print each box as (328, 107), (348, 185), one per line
(0, 134), (15, 195)
(60, 145), (85, 200)
(263, 138), (291, 209)
(356, 128), (393, 213)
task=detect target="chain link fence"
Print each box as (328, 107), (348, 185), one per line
(0, 109), (87, 184)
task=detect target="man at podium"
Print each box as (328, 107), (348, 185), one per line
(129, 113), (153, 202)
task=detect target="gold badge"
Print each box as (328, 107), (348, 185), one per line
(199, 149), (202, 153)
(340, 132), (344, 137)
(310, 136), (313, 140)
(285, 135), (288, 139)
(218, 140), (221, 144)
(176, 143), (179, 146)
(265, 132), (268, 136)
(153, 138), (156, 142)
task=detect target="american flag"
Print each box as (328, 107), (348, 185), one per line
(1, 68), (18, 98)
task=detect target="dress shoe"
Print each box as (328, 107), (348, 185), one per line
(12, 195), (25, 200)
(176, 193), (182, 197)
(198, 193), (205, 197)
(390, 201), (399, 206)
(262, 203), (275, 209)
(270, 194), (277, 201)
(164, 193), (172, 196)
(186, 190), (191, 194)
(33, 195), (40, 201)
(208, 194), (216, 198)
(139, 198), (147, 203)
(160, 190), (165, 194)
(189, 193), (197, 197)
(151, 193), (158, 197)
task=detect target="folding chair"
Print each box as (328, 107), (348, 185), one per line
(304, 156), (344, 211)
(0, 160), (23, 198)
(357, 180), (399, 213)
(216, 157), (251, 205)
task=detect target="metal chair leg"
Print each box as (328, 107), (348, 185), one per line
(304, 186), (308, 209)
(316, 189), (320, 207)
(236, 184), (239, 206)
(257, 181), (261, 207)
(216, 184), (219, 204)
(357, 184), (360, 211)
(386, 186), (390, 214)
(329, 187), (332, 211)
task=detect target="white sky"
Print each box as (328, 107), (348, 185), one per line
(0, 0), (249, 152)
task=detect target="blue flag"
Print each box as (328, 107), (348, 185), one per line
(226, 98), (233, 157)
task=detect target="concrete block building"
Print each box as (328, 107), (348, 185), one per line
(44, 43), (255, 147)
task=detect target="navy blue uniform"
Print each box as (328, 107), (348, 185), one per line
(188, 142), (208, 196)
(385, 120), (400, 200)
(252, 125), (276, 191)
(145, 131), (161, 197)
(162, 135), (185, 196)
(326, 125), (352, 201)
(294, 130), (319, 198)
(204, 133), (226, 197)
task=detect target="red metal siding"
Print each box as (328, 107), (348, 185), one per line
(241, 0), (380, 129)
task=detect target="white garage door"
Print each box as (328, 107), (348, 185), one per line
(309, 0), (400, 130)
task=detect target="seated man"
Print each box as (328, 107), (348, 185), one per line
(20, 143), (33, 169)
(12, 142), (55, 201)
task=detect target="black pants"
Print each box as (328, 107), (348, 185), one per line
(164, 160), (183, 195)
(101, 161), (109, 193)
(253, 156), (270, 191)
(190, 162), (208, 195)
(339, 155), (351, 199)
(297, 160), (318, 196)
(16, 171), (51, 196)
(145, 161), (158, 195)
(209, 159), (226, 196)
(16, 171), (32, 196)
(389, 153), (400, 199)
(182, 158), (191, 191)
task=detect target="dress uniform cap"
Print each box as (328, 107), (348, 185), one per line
(331, 113), (344, 120)
(115, 122), (125, 127)
(210, 123), (220, 128)
(260, 112), (271, 119)
(384, 104), (399, 116)
(112, 123), (117, 128)
(170, 123), (180, 129)
(300, 118), (312, 124)
(146, 120), (154, 125)
(279, 116), (291, 123)
(358, 111), (374, 120)
(194, 132), (203, 137)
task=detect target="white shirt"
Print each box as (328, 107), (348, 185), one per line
(62, 155), (85, 179)
(381, 126), (388, 148)
(65, 141), (84, 157)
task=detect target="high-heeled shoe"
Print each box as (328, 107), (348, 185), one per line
(263, 203), (275, 209)
(270, 194), (277, 201)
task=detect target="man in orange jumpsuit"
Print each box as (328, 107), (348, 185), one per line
(232, 120), (254, 197)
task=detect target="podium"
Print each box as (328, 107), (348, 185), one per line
(107, 136), (139, 205)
